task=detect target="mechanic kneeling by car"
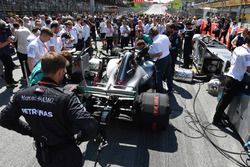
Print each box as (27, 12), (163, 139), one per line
(0, 52), (98, 167)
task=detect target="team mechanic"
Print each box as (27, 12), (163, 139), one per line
(0, 52), (98, 167)
(213, 37), (250, 127)
(148, 27), (172, 93)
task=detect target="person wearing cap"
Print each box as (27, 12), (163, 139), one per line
(27, 28), (53, 71)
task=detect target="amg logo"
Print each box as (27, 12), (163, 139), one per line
(21, 108), (53, 117)
(21, 95), (54, 104)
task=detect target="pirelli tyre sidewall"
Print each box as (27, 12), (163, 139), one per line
(135, 92), (171, 130)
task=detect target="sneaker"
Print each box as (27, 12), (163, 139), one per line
(6, 83), (18, 88)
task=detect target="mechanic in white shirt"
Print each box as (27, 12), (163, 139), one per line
(82, 19), (91, 49)
(213, 37), (250, 127)
(144, 20), (151, 35)
(148, 26), (172, 93)
(120, 20), (131, 49)
(105, 20), (114, 54)
(47, 22), (63, 53)
(74, 17), (83, 51)
(27, 28), (53, 71)
(13, 21), (31, 79)
(58, 20), (77, 49)
(228, 21), (238, 50)
(27, 28), (40, 44)
(99, 18), (106, 47)
(157, 18), (166, 34)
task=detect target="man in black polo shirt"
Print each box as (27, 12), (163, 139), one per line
(0, 20), (18, 88)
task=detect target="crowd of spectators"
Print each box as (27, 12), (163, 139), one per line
(0, 12), (249, 89)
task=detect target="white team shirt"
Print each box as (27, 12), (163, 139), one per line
(158, 24), (166, 34)
(27, 34), (37, 44)
(27, 37), (48, 66)
(58, 28), (76, 48)
(47, 34), (63, 53)
(230, 24), (238, 36)
(105, 26), (114, 37)
(120, 25), (130, 37)
(148, 34), (171, 60)
(197, 19), (203, 26)
(82, 24), (90, 41)
(227, 46), (250, 81)
(144, 23), (151, 34)
(14, 27), (31, 54)
(74, 23), (83, 40)
(99, 21), (106, 34)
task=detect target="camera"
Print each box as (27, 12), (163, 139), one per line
(0, 20), (12, 37)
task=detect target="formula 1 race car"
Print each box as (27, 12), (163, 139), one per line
(77, 48), (171, 130)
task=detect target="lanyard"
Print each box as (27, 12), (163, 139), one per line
(38, 81), (57, 87)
